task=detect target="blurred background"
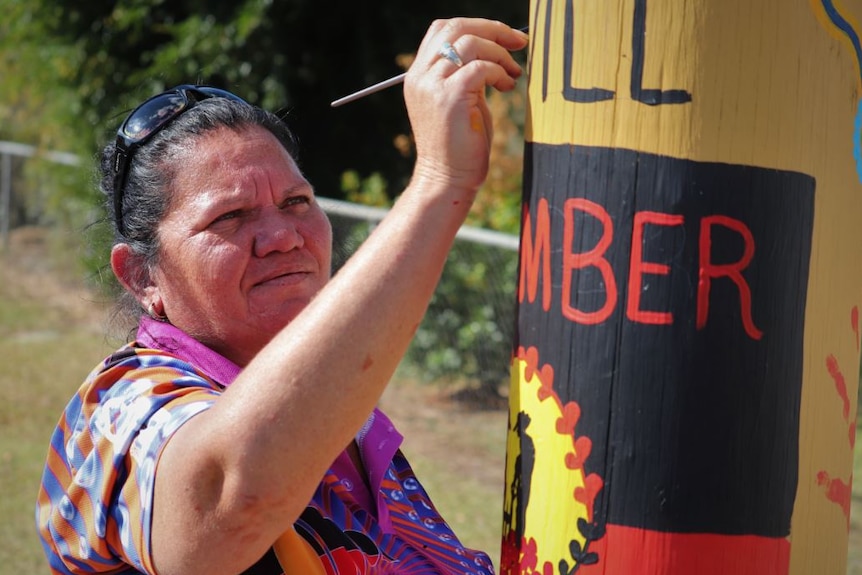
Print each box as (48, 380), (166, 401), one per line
(0, 0), (528, 243)
(2, 1), (862, 574)
(0, 0), (529, 572)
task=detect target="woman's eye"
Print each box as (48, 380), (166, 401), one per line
(282, 196), (310, 208)
(213, 210), (243, 224)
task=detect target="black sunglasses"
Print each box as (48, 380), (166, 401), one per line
(112, 84), (248, 236)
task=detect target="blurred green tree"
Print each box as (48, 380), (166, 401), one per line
(4, 0), (527, 196)
(0, 0), (94, 234)
(0, 0), (529, 400)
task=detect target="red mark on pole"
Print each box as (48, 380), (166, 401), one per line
(520, 345), (555, 401)
(574, 473), (604, 520)
(506, 535), (538, 575)
(816, 471), (852, 528)
(562, 198), (617, 325)
(580, 528), (789, 575)
(556, 402), (582, 435)
(852, 306), (859, 351)
(818, 315), (858, 530)
(520, 200), (766, 339)
(566, 436), (593, 469)
(697, 215), (762, 340)
(826, 354), (850, 421)
(627, 211), (684, 325)
(519, 198), (552, 310)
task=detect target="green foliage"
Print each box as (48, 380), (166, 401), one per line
(0, 0), (528, 194)
(0, 0), (106, 265)
(24, 0), (288, 139)
(407, 241), (518, 399)
(341, 170), (390, 207)
(0, 0), (528, 395)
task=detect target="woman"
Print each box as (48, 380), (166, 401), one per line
(36, 18), (528, 575)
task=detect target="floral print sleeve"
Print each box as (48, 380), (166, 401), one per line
(36, 345), (222, 575)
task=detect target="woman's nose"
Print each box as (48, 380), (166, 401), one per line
(253, 209), (304, 257)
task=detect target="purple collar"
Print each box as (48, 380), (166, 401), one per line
(137, 316), (241, 386)
(135, 316), (403, 526)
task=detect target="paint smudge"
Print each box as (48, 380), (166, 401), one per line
(826, 354), (851, 420)
(852, 306), (859, 350)
(816, 306), (859, 530)
(816, 471), (852, 529)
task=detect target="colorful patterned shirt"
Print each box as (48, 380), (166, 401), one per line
(37, 316), (495, 575)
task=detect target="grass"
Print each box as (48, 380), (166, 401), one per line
(0, 230), (115, 573)
(4, 225), (862, 575)
(0, 278), (113, 569)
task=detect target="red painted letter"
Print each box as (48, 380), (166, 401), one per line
(562, 198), (617, 325)
(627, 211), (684, 325)
(697, 215), (763, 340)
(519, 198), (552, 310)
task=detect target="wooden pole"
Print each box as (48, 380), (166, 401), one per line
(502, 1), (862, 574)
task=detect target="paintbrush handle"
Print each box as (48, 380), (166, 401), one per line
(330, 26), (528, 108)
(331, 72), (407, 107)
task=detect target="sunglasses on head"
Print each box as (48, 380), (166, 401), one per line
(112, 84), (248, 236)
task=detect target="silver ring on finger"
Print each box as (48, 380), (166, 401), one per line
(439, 41), (464, 68)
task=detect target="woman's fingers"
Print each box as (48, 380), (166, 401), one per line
(434, 35), (525, 80)
(403, 17), (528, 194)
(413, 18), (528, 74)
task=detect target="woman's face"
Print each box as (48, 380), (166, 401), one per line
(150, 125), (332, 365)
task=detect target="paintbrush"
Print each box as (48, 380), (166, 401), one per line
(331, 26), (529, 107)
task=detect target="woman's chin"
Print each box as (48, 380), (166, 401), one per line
(248, 298), (310, 329)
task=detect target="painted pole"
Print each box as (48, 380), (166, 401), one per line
(502, 1), (862, 574)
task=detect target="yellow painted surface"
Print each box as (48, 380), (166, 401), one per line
(504, 352), (592, 570)
(522, 0), (862, 573)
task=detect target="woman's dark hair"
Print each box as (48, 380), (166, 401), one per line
(99, 96), (300, 326)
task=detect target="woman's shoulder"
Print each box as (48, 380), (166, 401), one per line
(59, 343), (223, 428)
(90, 341), (222, 389)
(37, 345), (225, 574)
(52, 343), (223, 470)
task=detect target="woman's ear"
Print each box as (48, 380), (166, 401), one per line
(111, 243), (156, 305)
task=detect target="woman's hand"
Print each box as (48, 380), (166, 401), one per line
(404, 18), (528, 198)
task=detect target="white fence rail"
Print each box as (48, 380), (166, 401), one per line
(0, 141), (84, 249)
